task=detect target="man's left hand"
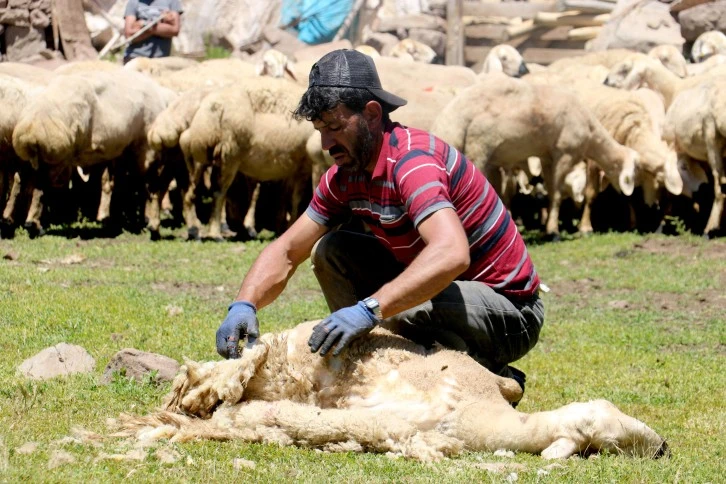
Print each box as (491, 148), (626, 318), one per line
(308, 301), (380, 356)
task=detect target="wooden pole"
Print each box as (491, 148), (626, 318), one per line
(446, 0), (464, 65)
(333, 0), (366, 42)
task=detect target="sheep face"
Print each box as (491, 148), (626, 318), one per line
(647, 45), (687, 78)
(482, 45), (529, 78)
(604, 59), (645, 90)
(615, 147), (638, 196)
(691, 31), (726, 63)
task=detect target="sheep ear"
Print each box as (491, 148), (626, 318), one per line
(483, 54), (503, 74)
(663, 154), (683, 196)
(619, 156), (636, 196)
(284, 61), (297, 82)
(527, 156), (542, 177)
(255, 61), (265, 76)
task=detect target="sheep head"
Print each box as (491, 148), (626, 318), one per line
(481, 45), (529, 78)
(604, 57), (650, 90)
(691, 31), (726, 63)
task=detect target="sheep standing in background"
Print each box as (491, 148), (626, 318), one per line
(431, 74), (638, 238)
(663, 79), (726, 237)
(180, 77), (312, 241)
(0, 75), (44, 238)
(12, 70), (177, 236)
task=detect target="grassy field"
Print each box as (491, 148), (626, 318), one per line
(0, 228), (724, 482)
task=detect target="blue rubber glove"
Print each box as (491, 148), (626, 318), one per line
(216, 301), (259, 359)
(308, 301), (380, 356)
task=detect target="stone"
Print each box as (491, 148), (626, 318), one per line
(18, 343), (95, 380)
(0, 8), (30, 26)
(361, 30), (400, 54)
(678, 1), (726, 41)
(29, 8), (49, 28)
(376, 13), (447, 34)
(587, 0), (684, 53)
(101, 348), (180, 384)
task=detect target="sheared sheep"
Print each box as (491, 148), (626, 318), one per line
(113, 321), (668, 462)
(180, 77), (312, 240)
(663, 79), (726, 236)
(431, 73), (638, 238)
(691, 30), (726, 63)
(12, 70), (177, 235)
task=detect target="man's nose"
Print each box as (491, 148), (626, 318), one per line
(320, 133), (335, 151)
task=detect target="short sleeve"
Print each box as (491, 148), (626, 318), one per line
(306, 166), (350, 227)
(124, 0), (139, 17)
(394, 149), (454, 227)
(170, 0), (183, 13)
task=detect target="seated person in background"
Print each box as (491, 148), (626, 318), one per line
(123, 0), (183, 64)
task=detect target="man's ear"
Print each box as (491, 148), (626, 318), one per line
(363, 100), (383, 127)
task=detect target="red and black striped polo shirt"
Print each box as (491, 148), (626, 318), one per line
(307, 122), (540, 300)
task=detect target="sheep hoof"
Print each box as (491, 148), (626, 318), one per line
(0, 220), (15, 239)
(187, 227), (201, 241)
(24, 222), (44, 239)
(149, 229), (161, 242)
(544, 232), (561, 243)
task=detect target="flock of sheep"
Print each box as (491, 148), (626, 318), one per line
(1, 30), (725, 242)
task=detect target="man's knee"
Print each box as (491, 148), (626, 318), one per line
(310, 231), (346, 271)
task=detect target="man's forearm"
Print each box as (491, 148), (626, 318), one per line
(151, 22), (179, 38)
(371, 243), (469, 318)
(235, 239), (300, 310)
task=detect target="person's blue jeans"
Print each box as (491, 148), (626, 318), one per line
(310, 229), (545, 378)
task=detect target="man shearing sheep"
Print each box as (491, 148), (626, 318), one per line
(215, 49), (544, 398)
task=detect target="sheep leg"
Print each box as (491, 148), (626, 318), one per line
(96, 166), (113, 223)
(578, 160), (600, 234)
(446, 399), (667, 459)
(183, 161), (205, 241)
(703, 119), (724, 236)
(208, 160), (237, 241)
(544, 155), (571, 238)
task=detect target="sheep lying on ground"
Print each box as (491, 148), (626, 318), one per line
(181, 77), (312, 240)
(114, 321), (668, 461)
(691, 30), (726, 63)
(431, 74), (638, 238)
(388, 38), (437, 63)
(663, 79), (726, 236)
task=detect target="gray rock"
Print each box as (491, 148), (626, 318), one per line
(678, 1), (726, 41)
(101, 348), (180, 384)
(587, 0), (684, 53)
(18, 343), (95, 380)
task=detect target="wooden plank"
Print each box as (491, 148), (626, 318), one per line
(560, 0), (615, 14)
(519, 47), (588, 64)
(462, 1), (558, 19)
(446, 0), (465, 66)
(534, 11), (610, 27)
(53, 0), (97, 60)
(539, 26), (575, 42)
(465, 23), (508, 42)
(669, 0), (715, 13)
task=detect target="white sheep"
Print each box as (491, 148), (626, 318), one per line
(387, 38), (437, 63)
(480, 44), (529, 78)
(431, 73), (638, 238)
(155, 57), (258, 93)
(691, 30), (726, 63)
(114, 320), (668, 462)
(180, 77), (312, 241)
(647, 44), (688, 78)
(663, 79), (726, 236)
(254, 48), (297, 81)
(123, 56), (199, 77)
(12, 70), (177, 235)
(54, 60), (121, 75)
(604, 55), (726, 108)
(686, 53), (726, 76)
(354, 44), (381, 58)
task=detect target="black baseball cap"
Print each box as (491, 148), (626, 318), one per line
(308, 49), (407, 111)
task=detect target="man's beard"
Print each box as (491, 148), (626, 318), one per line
(330, 116), (375, 172)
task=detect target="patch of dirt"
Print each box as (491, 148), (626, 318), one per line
(632, 236), (726, 259)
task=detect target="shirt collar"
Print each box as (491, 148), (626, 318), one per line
(371, 120), (399, 180)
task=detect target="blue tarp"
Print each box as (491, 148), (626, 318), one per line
(281, 0), (355, 44)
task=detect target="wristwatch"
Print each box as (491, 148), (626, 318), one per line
(362, 297), (383, 320)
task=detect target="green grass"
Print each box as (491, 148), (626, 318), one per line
(1, 230), (724, 482)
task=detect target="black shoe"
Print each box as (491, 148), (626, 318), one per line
(504, 365), (526, 408)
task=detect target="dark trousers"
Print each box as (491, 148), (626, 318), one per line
(310, 230), (545, 377)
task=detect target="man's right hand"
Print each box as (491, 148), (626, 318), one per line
(216, 301), (259, 359)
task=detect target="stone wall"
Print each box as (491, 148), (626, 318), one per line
(0, 0), (53, 61)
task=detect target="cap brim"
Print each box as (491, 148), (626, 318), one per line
(368, 88), (407, 111)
